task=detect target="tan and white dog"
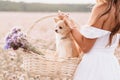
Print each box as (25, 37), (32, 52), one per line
(54, 19), (80, 58)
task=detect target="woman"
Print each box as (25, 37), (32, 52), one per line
(57, 0), (120, 80)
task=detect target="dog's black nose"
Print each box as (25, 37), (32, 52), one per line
(55, 30), (58, 33)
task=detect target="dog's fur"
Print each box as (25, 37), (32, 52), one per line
(54, 19), (80, 58)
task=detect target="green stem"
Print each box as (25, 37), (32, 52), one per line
(24, 43), (44, 55)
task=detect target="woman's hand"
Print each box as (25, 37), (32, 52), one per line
(64, 17), (77, 29)
(57, 11), (69, 20)
(57, 11), (77, 29)
(54, 11), (69, 22)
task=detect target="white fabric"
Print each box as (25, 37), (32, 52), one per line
(80, 25), (110, 38)
(73, 25), (120, 80)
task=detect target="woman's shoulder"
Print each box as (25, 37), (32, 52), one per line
(88, 3), (108, 29)
(92, 3), (108, 12)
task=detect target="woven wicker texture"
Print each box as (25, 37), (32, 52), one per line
(23, 53), (81, 79)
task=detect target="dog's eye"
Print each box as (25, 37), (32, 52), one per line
(59, 26), (63, 29)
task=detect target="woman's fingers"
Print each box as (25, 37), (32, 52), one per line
(64, 17), (77, 28)
(56, 11), (77, 28)
(57, 10), (69, 20)
(64, 18), (73, 27)
(58, 11), (64, 19)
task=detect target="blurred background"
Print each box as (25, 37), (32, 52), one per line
(0, 0), (95, 12)
(0, 0), (96, 48)
(0, 0), (96, 41)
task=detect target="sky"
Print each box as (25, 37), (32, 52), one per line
(9, 0), (96, 4)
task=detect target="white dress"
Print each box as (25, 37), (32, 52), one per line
(73, 25), (120, 80)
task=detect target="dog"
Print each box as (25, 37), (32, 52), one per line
(54, 18), (80, 58)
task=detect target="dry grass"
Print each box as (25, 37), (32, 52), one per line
(0, 12), (120, 80)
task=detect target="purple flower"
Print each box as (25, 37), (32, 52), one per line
(4, 27), (43, 55)
(11, 27), (21, 34)
(4, 44), (10, 49)
(4, 27), (27, 50)
(4, 39), (12, 49)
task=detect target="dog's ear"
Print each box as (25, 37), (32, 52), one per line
(63, 19), (70, 27)
(54, 18), (60, 23)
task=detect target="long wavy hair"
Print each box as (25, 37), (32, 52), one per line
(96, 0), (120, 45)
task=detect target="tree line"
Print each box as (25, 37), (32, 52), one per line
(0, 0), (94, 12)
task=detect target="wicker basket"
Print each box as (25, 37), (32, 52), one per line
(22, 15), (82, 80)
(23, 53), (81, 79)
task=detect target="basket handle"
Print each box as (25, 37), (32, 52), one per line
(27, 14), (57, 34)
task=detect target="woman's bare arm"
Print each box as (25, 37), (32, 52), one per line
(57, 3), (107, 53)
(68, 3), (107, 53)
(71, 28), (96, 53)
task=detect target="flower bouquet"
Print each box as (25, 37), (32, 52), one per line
(4, 27), (43, 55)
